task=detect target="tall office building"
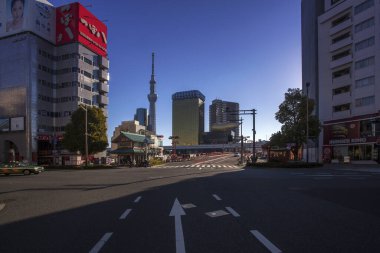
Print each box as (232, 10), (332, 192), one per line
(304, 0), (380, 163)
(172, 90), (205, 145)
(209, 99), (239, 140)
(147, 52), (157, 134)
(134, 108), (148, 127)
(0, 1), (109, 164)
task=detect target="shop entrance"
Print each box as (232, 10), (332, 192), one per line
(3, 140), (20, 162)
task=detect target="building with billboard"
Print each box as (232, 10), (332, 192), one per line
(0, 1), (109, 164)
(303, 0), (380, 163)
(172, 90), (205, 146)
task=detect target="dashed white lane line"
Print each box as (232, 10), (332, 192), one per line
(134, 196), (142, 203)
(225, 207), (240, 217)
(212, 194), (222, 201)
(250, 230), (282, 253)
(119, 208), (132, 220)
(89, 232), (113, 253)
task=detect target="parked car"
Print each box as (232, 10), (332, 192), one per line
(234, 152), (240, 157)
(0, 162), (44, 176)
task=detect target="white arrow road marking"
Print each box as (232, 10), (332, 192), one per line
(250, 230), (282, 253)
(119, 208), (132, 219)
(225, 207), (240, 217)
(89, 232), (113, 253)
(169, 198), (187, 253)
(212, 194), (222, 201)
(134, 196), (142, 203)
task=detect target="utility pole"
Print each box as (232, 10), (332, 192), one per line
(240, 117), (244, 165)
(228, 109), (257, 161)
(306, 82), (310, 163)
(79, 104), (88, 166)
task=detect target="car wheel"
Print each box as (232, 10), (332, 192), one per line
(23, 170), (31, 175)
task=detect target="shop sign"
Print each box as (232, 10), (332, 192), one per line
(329, 138), (367, 145)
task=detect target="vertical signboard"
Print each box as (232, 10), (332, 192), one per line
(56, 3), (78, 45)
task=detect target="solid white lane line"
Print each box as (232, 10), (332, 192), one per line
(212, 194), (222, 201)
(89, 232), (113, 253)
(250, 230), (282, 253)
(134, 196), (142, 203)
(119, 208), (132, 219)
(225, 207), (240, 217)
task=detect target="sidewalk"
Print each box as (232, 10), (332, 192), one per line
(324, 163), (380, 173)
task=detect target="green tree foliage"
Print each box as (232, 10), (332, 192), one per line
(273, 88), (320, 160)
(62, 106), (108, 155)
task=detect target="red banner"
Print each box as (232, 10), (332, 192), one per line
(56, 3), (107, 57)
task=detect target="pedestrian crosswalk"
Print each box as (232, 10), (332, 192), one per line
(163, 164), (240, 169)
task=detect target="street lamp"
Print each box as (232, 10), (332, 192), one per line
(79, 104), (88, 166)
(306, 82), (310, 163)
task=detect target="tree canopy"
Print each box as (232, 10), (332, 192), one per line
(62, 106), (108, 155)
(271, 88), (320, 160)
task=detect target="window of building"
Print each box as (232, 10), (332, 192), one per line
(333, 103), (350, 112)
(354, 0), (374, 15)
(332, 67), (350, 78)
(333, 85), (350, 95)
(355, 56), (375, 70)
(332, 49), (351, 61)
(332, 31), (350, 44)
(355, 37), (374, 52)
(360, 119), (380, 137)
(83, 57), (93, 65)
(331, 13), (350, 27)
(356, 95), (374, 107)
(83, 71), (92, 79)
(355, 76), (375, 88)
(355, 17), (374, 33)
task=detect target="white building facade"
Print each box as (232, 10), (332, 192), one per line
(317, 0), (380, 163)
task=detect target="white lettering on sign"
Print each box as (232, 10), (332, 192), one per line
(351, 138), (366, 143)
(329, 138), (367, 145)
(80, 18), (107, 45)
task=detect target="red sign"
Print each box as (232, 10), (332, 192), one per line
(56, 3), (108, 57)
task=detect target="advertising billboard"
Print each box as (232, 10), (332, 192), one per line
(11, 116), (24, 131)
(56, 3), (107, 57)
(0, 0), (55, 43)
(0, 118), (10, 132)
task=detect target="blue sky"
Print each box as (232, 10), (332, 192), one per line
(50, 0), (302, 145)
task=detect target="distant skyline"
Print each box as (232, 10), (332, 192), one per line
(50, 0), (302, 145)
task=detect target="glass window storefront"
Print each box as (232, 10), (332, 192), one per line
(332, 144), (373, 161)
(348, 145), (372, 160)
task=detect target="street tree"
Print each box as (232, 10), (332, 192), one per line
(62, 106), (108, 155)
(274, 88), (320, 160)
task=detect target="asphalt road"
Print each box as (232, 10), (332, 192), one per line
(0, 155), (380, 253)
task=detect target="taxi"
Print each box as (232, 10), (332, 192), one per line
(0, 162), (44, 176)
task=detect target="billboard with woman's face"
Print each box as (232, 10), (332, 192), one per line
(0, 0), (55, 43)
